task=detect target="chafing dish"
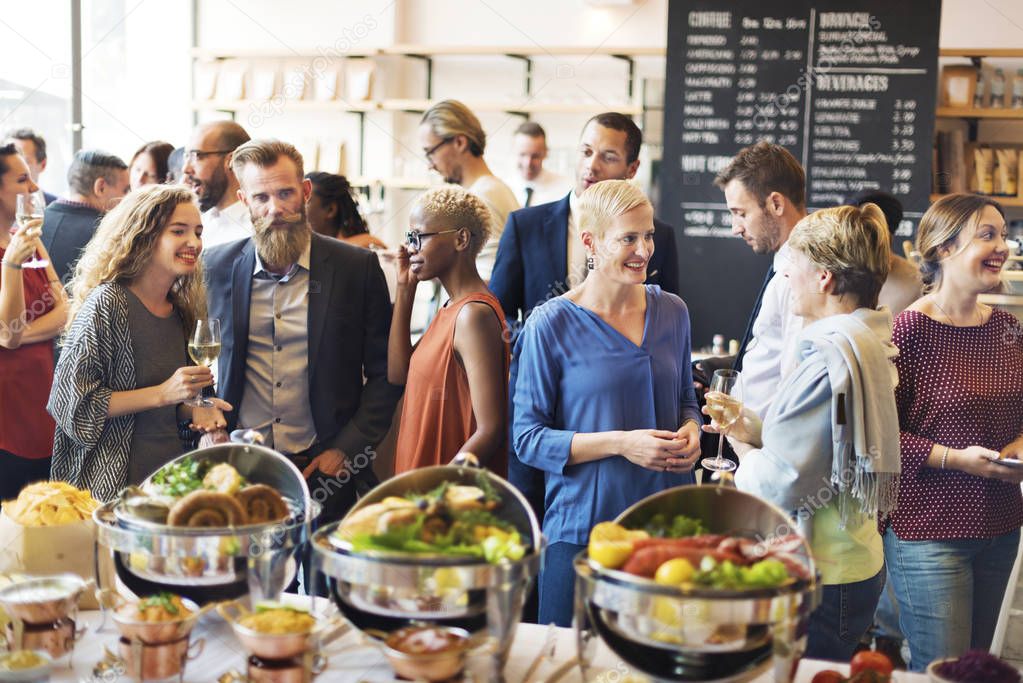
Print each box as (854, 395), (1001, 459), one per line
(93, 442), (316, 606)
(574, 485), (821, 682)
(311, 458), (543, 680)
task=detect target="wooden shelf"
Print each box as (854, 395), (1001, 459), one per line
(191, 99), (377, 112)
(348, 176), (432, 190)
(937, 107), (1023, 119)
(380, 98), (641, 115)
(940, 48), (1023, 59)
(382, 44), (665, 57)
(931, 193), (1023, 207)
(191, 46), (665, 60)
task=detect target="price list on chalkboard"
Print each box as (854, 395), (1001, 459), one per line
(659, 0), (940, 345)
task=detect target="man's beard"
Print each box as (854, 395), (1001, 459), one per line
(252, 208), (311, 269)
(752, 212), (784, 255)
(188, 164), (228, 212)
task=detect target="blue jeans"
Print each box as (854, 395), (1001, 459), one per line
(806, 569), (885, 661)
(872, 565), (903, 640)
(538, 541), (586, 627)
(883, 526), (1021, 672)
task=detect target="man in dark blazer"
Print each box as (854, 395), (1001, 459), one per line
(489, 112), (680, 621)
(490, 112), (679, 339)
(203, 139), (401, 526)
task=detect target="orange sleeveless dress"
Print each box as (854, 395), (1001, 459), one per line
(393, 291), (509, 476)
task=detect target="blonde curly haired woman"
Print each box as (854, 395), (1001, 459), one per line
(49, 184), (231, 500)
(388, 185), (509, 475)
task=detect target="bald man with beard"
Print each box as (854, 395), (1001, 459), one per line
(182, 120), (252, 248)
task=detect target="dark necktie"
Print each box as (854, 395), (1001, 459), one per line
(523, 186), (534, 207)
(733, 265), (775, 372)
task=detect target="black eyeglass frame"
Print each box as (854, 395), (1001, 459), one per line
(423, 137), (454, 161)
(405, 228), (461, 251)
(184, 149), (235, 162)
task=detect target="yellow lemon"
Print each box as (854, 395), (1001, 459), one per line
(654, 558), (695, 586)
(587, 522), (648, 569)
(651, 596), (682, 627)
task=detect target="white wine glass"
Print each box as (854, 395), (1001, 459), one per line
(186, 318), (221, 408)
(14, 190), (49, 269)
(703, 369), (742, 473)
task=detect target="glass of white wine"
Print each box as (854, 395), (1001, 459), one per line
(186, 318), (221, 408)
(14, 190), (49, 269)
(703, 369), (742, 473)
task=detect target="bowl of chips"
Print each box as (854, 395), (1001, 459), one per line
(2, 482), (99, 527)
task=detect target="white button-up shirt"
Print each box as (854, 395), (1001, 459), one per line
(201, 200), (253, 249)
(740, 241), (802, 418)
(237, 242), (317, 454)
(565, 190), (587, 287)
(508, 168), (571, 208)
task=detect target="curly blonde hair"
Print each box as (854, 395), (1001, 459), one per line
(412, 185), (492, 258)
(66, 184), (207, 335)
(789, 203), (891, 308)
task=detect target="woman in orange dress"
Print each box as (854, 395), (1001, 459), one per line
(388, 186), (509, 475)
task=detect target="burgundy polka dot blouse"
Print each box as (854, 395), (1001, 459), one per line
(885, 309), (1023, 540)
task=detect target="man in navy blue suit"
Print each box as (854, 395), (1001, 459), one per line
(489, 112), (679, 619)
(490, 112), (678, 336)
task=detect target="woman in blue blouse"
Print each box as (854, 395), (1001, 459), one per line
(513, 180), (702, 626)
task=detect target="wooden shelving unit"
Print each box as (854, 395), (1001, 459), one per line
(934, 49), (1023, 208)
(937, 107), (1023, 120)
(190, 44), (662, 184)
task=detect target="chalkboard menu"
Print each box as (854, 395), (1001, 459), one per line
(659, 0), (941, 346)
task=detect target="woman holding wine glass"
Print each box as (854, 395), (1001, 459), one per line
(513, 180), (702, 627)
(705, 204), (901, 661)
(0, 144), (68, 499)
(49, 184), (231, 501)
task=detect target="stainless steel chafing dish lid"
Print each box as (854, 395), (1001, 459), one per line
(326, 460), (542, 558)
(142, 443), (310, 512)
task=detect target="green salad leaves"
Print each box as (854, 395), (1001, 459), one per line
(642, 513), (707, 539)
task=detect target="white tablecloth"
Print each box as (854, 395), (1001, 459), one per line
(48, 612), (928, 682)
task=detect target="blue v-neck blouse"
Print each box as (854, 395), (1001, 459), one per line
(512, 285), (701, 546)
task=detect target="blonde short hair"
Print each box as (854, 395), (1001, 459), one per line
(577, 180), (652, 238)
(788, 204), (891, 308)
(230, 139), (304, 184)
(420, 100), (486, 157)
(916, 193), (1005, 293)
(413, 185), (492, 258)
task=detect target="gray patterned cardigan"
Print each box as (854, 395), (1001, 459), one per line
(48, 282), (138, 502)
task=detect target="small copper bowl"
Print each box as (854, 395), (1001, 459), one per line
(377, 626), (473, 683)
(0, 574), (89, 625)
(112, 597), (203, 645)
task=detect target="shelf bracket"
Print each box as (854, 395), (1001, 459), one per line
(405, 54), (434, 99)
(506, 54), (533, 98)
(357, 111), (365, 176)
(611, 54), (636, 100)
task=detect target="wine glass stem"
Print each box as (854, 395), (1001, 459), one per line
(716, 429), (726, 461)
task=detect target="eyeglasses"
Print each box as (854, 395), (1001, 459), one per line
(423, 137), (453, 161)
(184, 149), (234, 163)
(405, 228), (461, 251)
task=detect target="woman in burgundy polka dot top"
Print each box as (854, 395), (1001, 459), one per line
(884, 194), (1023, 672)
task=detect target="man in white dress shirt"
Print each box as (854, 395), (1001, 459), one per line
(715, 142), (807, 417)
(418, 100), (519, 280)
(182, 121), (252, 248)
(507, 121), (569, 208)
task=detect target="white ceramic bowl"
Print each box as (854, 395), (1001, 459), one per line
(0, 650), (54, 682)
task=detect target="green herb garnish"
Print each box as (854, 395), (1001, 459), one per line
(641, 513), (707, 539)
(139, 592), (179, 616)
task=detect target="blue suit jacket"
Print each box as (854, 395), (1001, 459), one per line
(488, 192), (679, 335)
(203, 234), (402, 462)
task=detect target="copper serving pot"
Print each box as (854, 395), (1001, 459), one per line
(109, 594), (208, 645)
(370, 626), (476, 682)
(5, 619), (76, 660)
(0, 574), (90, 625)
(217, 600), (349, 660)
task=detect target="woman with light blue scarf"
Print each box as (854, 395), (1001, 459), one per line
(707, 203), (901, 662)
